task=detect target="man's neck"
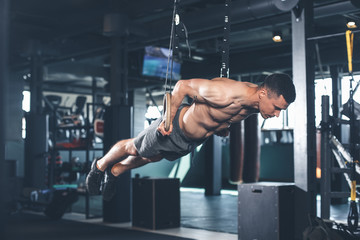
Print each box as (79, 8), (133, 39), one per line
(241, 86), (260, 111)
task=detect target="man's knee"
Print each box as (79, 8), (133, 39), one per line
(125, 139), (139, 156)
(148, 154), (163, 163)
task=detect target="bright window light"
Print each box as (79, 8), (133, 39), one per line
(314, 74), (360, 127)
(144, 105), (163, 128)
(22, 91), (30, 112)
(145, 105), (162, 120)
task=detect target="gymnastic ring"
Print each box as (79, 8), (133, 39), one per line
(163, 92), (171, 131)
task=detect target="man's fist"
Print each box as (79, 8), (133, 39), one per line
(214, 128), (230, 137)
(157, 120), (173, 136)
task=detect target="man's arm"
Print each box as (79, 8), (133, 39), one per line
(214, 128), (230, 137)
(157, 78), (233, 136)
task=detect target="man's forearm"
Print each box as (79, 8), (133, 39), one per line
(169, 80), (189, 123)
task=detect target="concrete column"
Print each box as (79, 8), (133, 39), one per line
(25, 42), (48, 189)
(30, 42), (43, 115)
(102, 13), (132, 223)
(292, 0), (317, 238)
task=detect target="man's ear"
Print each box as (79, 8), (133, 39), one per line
(259, 88), (267, 99)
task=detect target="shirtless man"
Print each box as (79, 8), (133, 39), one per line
(86, 73), (296, 201)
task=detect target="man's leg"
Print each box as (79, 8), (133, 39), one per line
(110, 154), (163, 176)
(96, 138), (138, 171)
(86, 138), (137, 195)
(102, 153), (163, 201)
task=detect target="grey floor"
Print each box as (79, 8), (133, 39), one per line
(72, 189), (238, 233)
(72, 188), (356, 235)
(180, 190), (238, 234)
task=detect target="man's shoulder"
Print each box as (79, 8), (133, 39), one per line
(209, 78), (258, 87)
(210, 77), (236, 81)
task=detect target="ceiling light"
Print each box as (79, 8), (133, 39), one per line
(272, 32), (282, 42)
(347, 20), (357, 29)
(192, 55), (204, 61)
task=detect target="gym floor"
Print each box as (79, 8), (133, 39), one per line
(69, 189), (239, 240)
(62, 213), (237, 240)
(68, 188), (355, 239)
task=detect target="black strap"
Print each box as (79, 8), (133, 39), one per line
(220, 0), (231, 78)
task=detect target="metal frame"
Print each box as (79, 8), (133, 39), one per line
(320, 95), (358, 219)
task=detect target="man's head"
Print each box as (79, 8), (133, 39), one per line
(258, 73), (296, 119)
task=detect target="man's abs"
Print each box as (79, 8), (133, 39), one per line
(179, 104), (233, 140)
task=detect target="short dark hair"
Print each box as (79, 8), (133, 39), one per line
(260, 73), (296, 104)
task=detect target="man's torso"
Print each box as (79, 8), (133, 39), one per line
(180, 80), (259, 139)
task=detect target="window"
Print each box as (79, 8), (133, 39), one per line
(144, 105), (163, 128)
(22, 91), (30, 112)
(22, 91), (30, 138)
(314, 74), (360, 127)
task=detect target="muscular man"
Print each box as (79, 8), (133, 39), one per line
(86, 73), (296, 201)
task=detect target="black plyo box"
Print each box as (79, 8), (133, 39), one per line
(238, 182), (295, 240)
(132, 178), (180, 229)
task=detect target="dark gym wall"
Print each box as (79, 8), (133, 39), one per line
(0, 0), (9, 236)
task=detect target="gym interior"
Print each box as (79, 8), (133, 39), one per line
(1, 0), (360, 239)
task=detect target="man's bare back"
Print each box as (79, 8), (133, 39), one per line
(158, 77), (288, 140)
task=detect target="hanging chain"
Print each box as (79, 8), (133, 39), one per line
(220, 0), (231, 78)
(164, 0), (178, 93)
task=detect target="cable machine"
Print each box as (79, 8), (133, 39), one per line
(320, 29), (360, 232)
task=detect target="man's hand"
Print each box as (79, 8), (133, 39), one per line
(157, 120), (173, 136)
(214, 128), (230, 137)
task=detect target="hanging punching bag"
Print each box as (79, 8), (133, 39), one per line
(229, 121), (244, 183)
(242, 115), (260, 183)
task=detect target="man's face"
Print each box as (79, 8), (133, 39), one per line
(258, 90), (289, 119)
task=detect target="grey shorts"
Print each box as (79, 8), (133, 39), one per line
(133, 104), (207, 161)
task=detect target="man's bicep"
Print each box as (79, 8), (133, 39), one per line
(190, 79), (229, 104)
(184, 78), (212, 101)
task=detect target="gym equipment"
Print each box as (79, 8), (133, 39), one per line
(44, 188), (79, 220)
(162, 0), (231, 130)
(342, 99), (360, 120)
(161, 0), (178, 131)
(19, 187), (79, 220)
(163, 92), (171, 131)
(320, 31), (360, 229)
(345, 29), (359, 231)
(132, 177), (180, 229)
(242, 115), (260, 183)
(161, 0), (192, 131)
(220, 0), (231, 78)
(229, 115), (261, 184)
(238, 182), (294, 240)
(58, 96), (87, 128)
(229, 122), (244, 183)
(93, 106), (105, 138)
